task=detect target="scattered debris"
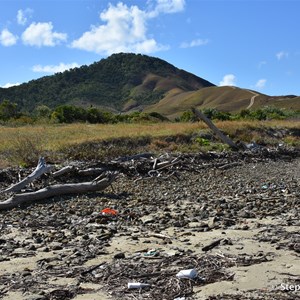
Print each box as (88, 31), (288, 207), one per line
(0, 148), (299, 299)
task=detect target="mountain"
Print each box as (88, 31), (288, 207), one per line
(0, 53), (299, 118)
(0, 53), (214, 113)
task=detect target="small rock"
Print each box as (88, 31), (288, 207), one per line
(26, 244), (36, 251)
(25, 294), (44, 300)
(140, 216), (155, 224)
(22, 271), (32, 277)
(114, 252), (125, 259)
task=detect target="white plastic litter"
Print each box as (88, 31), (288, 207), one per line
(176, 268), (197, 279)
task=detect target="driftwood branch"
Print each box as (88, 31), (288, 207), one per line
(202, 239), (223, 252)
(192, 108), (239, 150)
(3, 157), (53, 194)
(0, 173), (116, 210)
(113, 153), (153, 163)
(52, 165), (75, 178)
(78, 168), (106, 176)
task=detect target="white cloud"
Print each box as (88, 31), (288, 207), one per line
(255, 79), (266, 89)
(276, 51), (288, 60)
(219, 74), (237, 86)
(32, 62), (80, 73)
(22, 22), (67, 47)
(0, 29), (18, 46)
(180, 38), (209, 48)
(148, 0), (185, 17)
(258, 61), (266, 68)
(1, 82), (21, 88)
(17, 8), (33, 25)
(71, 1), (184, 55)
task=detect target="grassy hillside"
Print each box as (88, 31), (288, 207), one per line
(145, 86), (257, 118)
(145, 86), (300, 119)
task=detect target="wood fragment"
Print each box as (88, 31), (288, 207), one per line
(52, 165), (75, 178)
(81, 262), (106, 276)
(218, 162), (241, 170)
(202, 239), (223, 252)
(152, 158), (158, 170)
(113, 153), (153, 162)
(155, 161), (180, 171)
(78, 168), (106, 176)
(150, 233), (172, 240)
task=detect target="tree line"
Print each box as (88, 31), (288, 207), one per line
(0, 100), (168, 124)
(0, 99), (298, 125)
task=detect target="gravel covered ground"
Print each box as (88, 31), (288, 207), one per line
(0, 148), (299, 300)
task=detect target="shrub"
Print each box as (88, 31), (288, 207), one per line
(34, 105), (52, 119)
(51, 105), (87, 123)
(180, 110), (198, 122)
(0, 99), (18, 121)
(5, 129), (47, 167)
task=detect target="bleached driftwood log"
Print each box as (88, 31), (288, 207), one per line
(52, 165), (75, 178)
(78, 167), (106, 176)
(3, 157), (53, 194)
(192, 107), (239, 150)
(0, 173), (116, 210)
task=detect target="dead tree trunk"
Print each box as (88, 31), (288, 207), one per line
(0, 174), (116, 210)
(192, 107), (239, 150)
(3, 157), (53, 194)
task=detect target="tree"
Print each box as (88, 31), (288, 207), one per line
(0, 99), (18, 121)
(34, 105), (51, 119)
(51, 105), (87, 123)
(86, 107), (103, 123)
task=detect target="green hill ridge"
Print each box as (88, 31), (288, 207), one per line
(0, 53), (299, 118)
(0, 53), (214, 113)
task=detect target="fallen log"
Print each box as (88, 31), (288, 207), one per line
(192, 108), (239, 150)
(3, 157), (53, 194)
(0, 173), (116, 210)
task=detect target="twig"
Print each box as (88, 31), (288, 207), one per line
(202, 239), (223, 252)
(81, 262), (106, 276)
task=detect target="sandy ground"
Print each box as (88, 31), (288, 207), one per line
(2, 217), (299, 300)
(0, 153), (299, 299)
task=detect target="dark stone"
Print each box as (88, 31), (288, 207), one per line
(114, 252), (125, 259)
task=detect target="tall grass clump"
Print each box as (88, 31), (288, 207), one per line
(1, 127), (48, 167)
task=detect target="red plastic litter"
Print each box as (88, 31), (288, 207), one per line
(101, 208), (118, 216)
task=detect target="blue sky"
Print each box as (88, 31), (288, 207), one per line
(0, 0), (299, 96)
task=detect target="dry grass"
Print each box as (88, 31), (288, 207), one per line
(0, 123), (202, 152)
(0, 120), (299, 166)
(146, 85), (300, 118)
(0, 120), (298, 151)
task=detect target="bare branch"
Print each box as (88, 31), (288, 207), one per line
(3, 157), (53, 194)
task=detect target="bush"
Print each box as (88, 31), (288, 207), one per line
(34, 105), (51, 119)
(180, 110), (198, 122)
(202, 108), (232, 120)
(180, 109), (232, 122)
(51, 105), (87, 123)
(237, 106), (294, 120)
